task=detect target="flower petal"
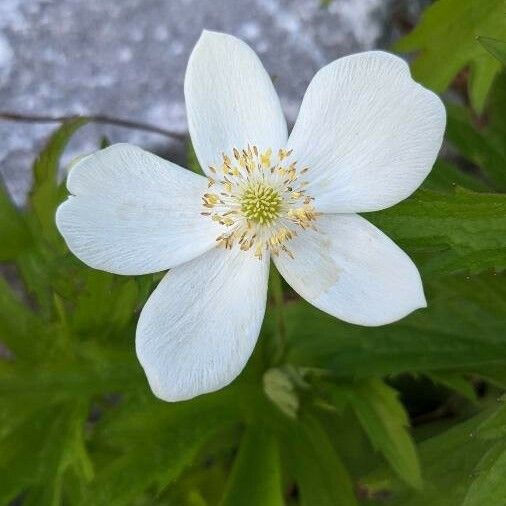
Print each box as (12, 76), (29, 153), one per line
(56, 143), (221, 275)
(274, 214), (426, 326)
(288, 51), (446, 213)
(136, 246), (270, 401)
(185, 30), (287, 176)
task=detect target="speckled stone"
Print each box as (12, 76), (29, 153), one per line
(0, 0), (426, 204)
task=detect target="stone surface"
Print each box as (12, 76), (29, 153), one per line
(0, 0), (426, 204)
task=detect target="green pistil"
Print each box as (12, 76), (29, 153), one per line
(240, 183), (282, 225)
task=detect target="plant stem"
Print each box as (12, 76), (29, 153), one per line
(269, 264), (287, 365)
(0, 111), (186, 142)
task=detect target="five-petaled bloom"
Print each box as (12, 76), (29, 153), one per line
(56, 31), (446, 401)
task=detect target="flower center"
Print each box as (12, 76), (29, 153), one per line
(201, 145), (318, 259)
(240, 182), (282, 225)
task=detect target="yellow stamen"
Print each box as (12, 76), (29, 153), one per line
(200, 146), (317, 259)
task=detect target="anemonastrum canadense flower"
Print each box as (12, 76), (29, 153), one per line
(56, 31), (446, 401)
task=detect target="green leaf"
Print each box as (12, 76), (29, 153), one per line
(69, 271), (142, 339)
(22, 402), (92, 506)
(186, 138), (203, 175)
(375, 409), (496, 505)
(445, 102), (506, 192)
(84, 393), (239, 506)
(476, 401), (506, 440)
(100, 135), (111, 149)
(345, 379), (421, 489)
(427, 372), (478, 403)
(0, 349), (141, 401)
(0, 275), (47, 359)
(0, 401), (91, 506)
(372, 403), (506, 505)
(423, 160), (489, 193)
(220, 425), (284, 506)
(395, 0), (505, 112)
(263, 368), (299, 418)
(478, 36), (506, 66)
(283, 415), (357, 506)
(464, 441), (506, 506)
(29, 118), (89, 244)
(0, 181), (31, 260)
(367, 189), (506, 276)
(286, 272), (506, 376)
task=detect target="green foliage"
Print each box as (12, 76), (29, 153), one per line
(395, 0), (506, 113)
(327, 379), (422, 489)
(0, 182), (31, 260)
(282, 415), (357, 506)
(478, 36), (506, 66)
(476, 399), (506, 440)
(84, 392), (239, 506)
(263, 367), (299, 418)
(220, 425), (284, 506)
(186, 138), (204, 175)
(0, 2), (505, 504)
(363, 402), (506, 505)
(423, 160), (489, 193)
(30, 118), (90, 245)
(287, 273), (506, 377)
(427, 372), (478, 404)
(367, 188), (506, 276)
(463, 440), (506, 506)
(445, 93), (506, 192)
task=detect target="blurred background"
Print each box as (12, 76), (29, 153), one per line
(0, 0), (429, 204)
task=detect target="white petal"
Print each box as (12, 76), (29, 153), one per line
(136, 247), (270, 402)
(185, 30), (287, 176)
(288, 51), (446, 213)
(56, 144), (221, 275)
(274, 214), (426, 326)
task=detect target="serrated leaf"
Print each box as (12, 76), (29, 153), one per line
(0, 346), (141, 401)
(84, 392), (239, 506)
(220, 425), (283, 506)
(283, 415), (357, 506)
(478, 36), (506, 66)
(367, 189), (506, 276)
(29, 118), (89, 244)
(395, 0), (505, 112)
(346, 379), (421, 489)
(69, 271), (141, 339)
(0, 401), (91, 506)
(22, 402), (93, 506)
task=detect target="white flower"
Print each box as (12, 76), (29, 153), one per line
(56, 31), (446, 402)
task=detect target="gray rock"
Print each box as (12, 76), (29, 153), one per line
(0, 0), (426, 204)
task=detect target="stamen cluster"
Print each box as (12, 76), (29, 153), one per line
(201, 145), (318, 259)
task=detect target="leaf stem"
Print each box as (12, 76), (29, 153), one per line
(0, 111), (186, 142)
(269, 264), (287, 364)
